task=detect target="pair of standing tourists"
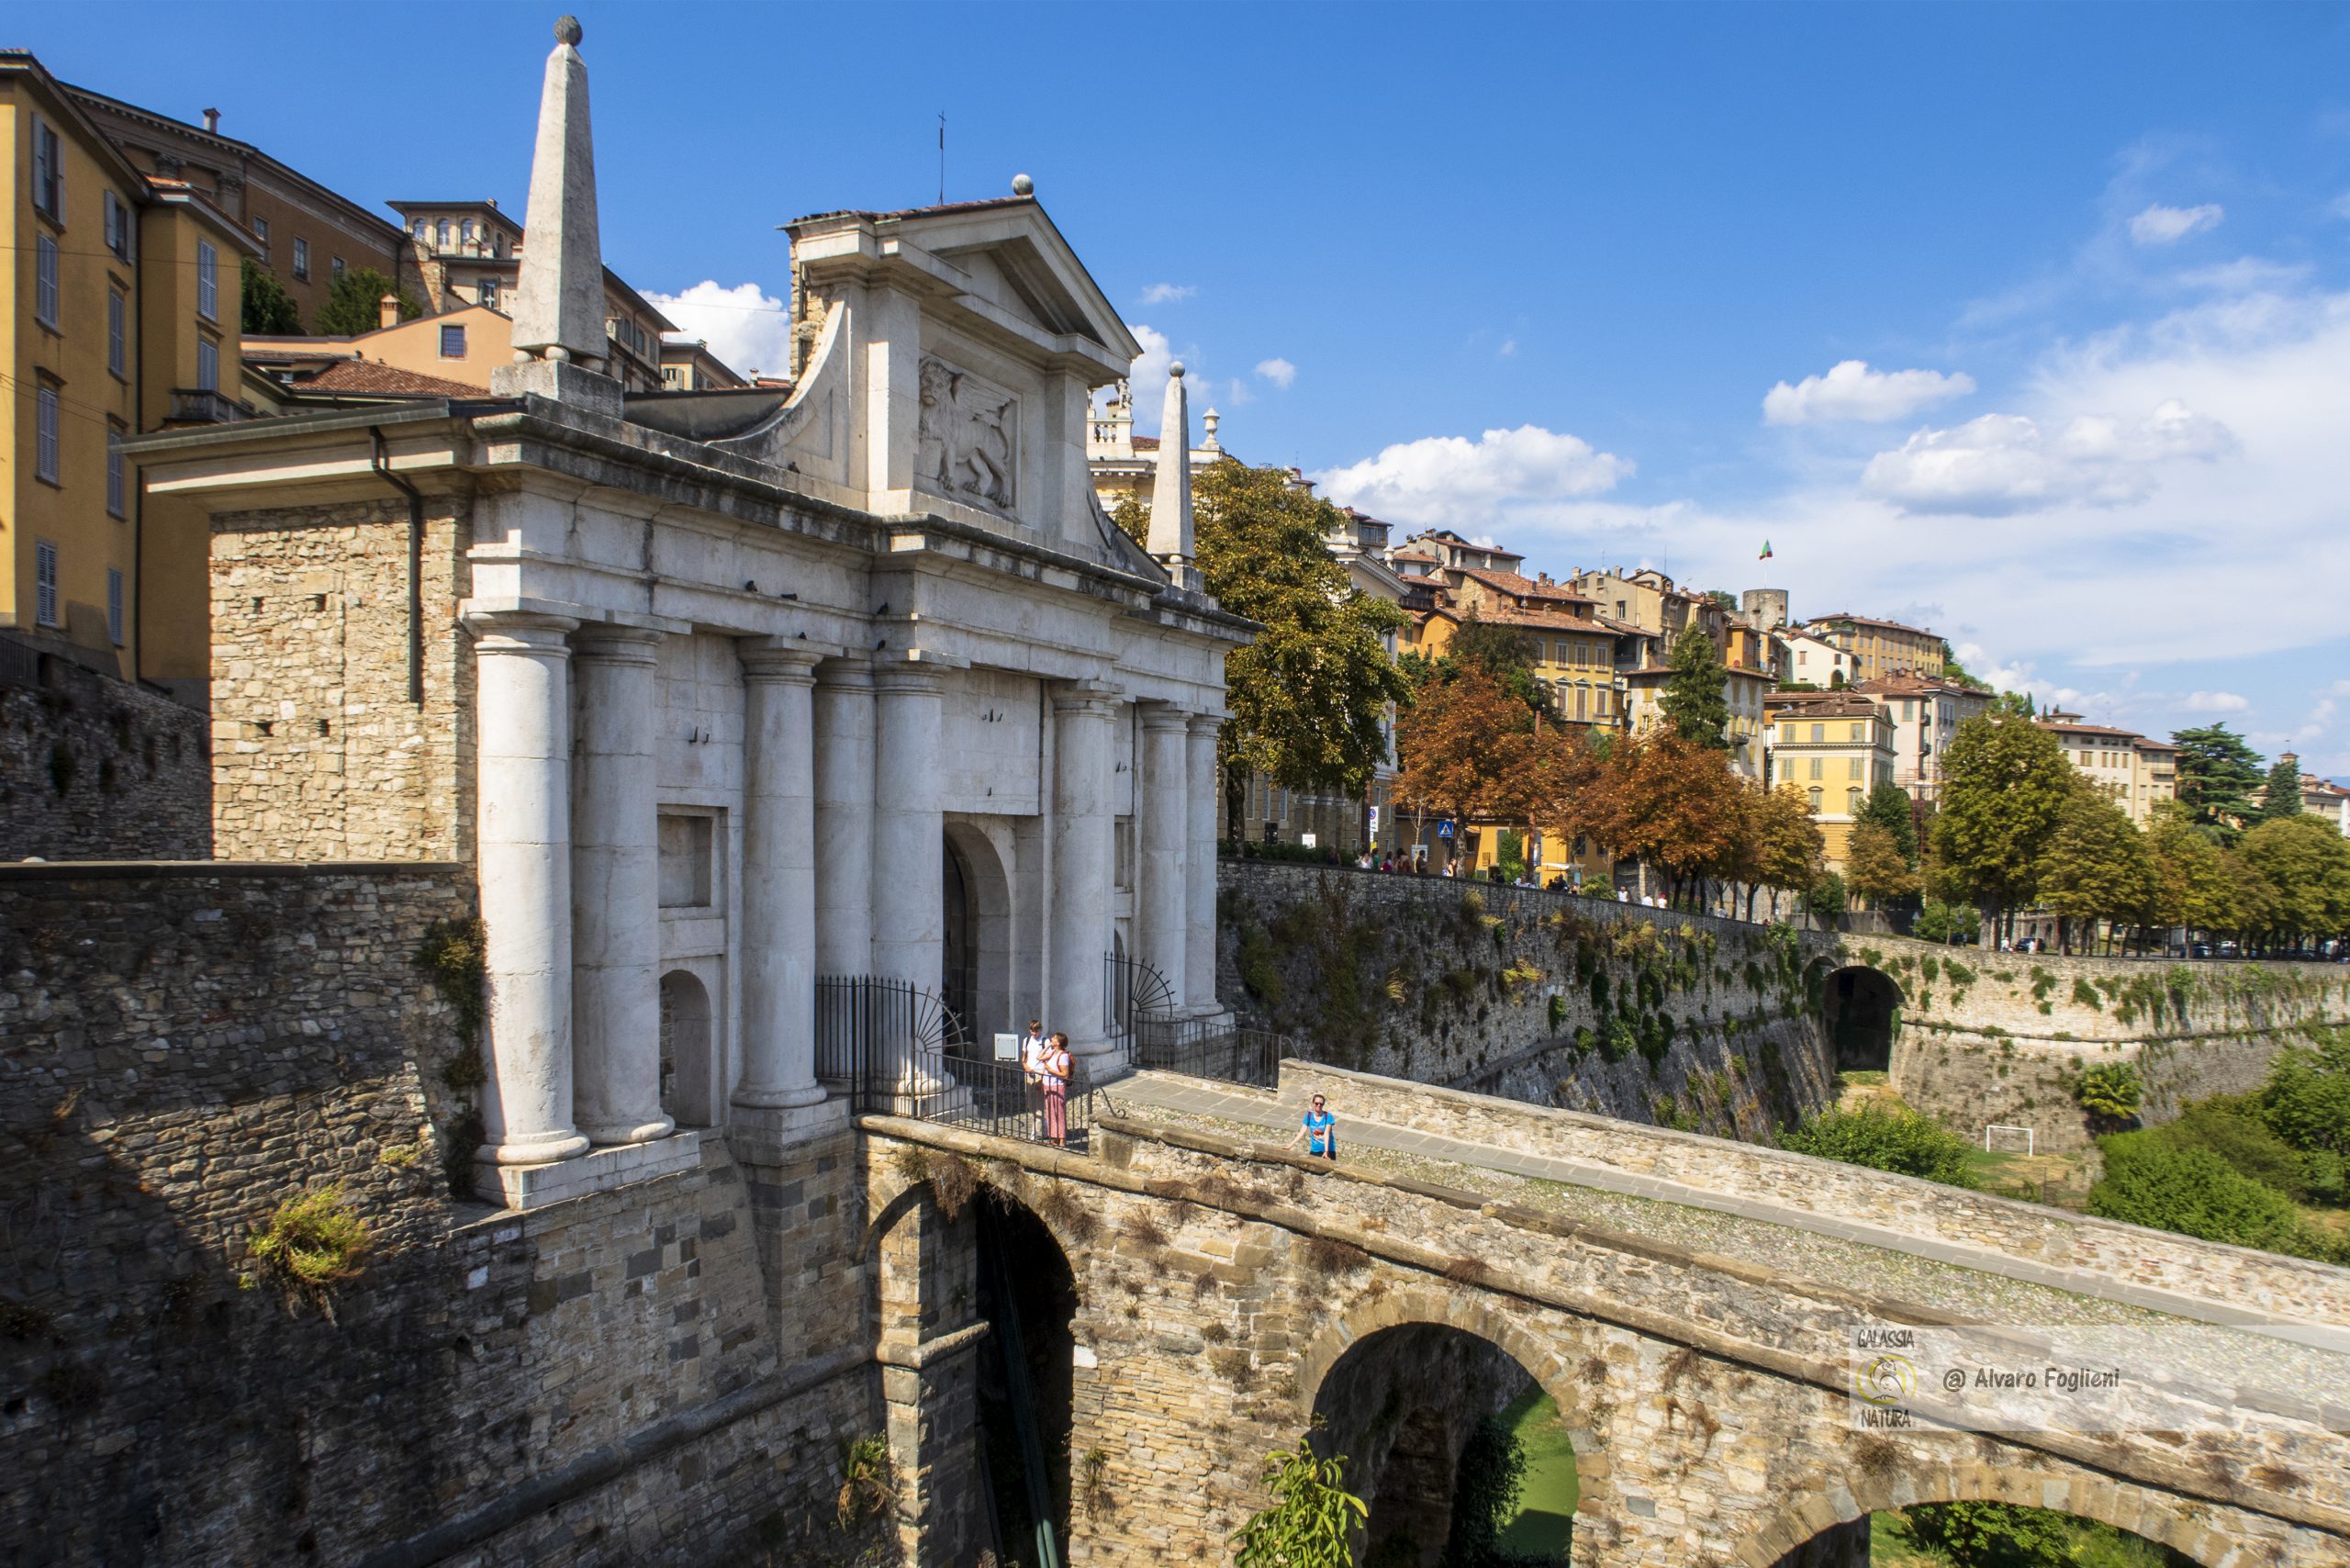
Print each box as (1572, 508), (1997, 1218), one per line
(1018, 1019), (1075, 1147)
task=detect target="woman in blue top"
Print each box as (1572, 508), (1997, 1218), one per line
(1287, 1093), (1337, 1160)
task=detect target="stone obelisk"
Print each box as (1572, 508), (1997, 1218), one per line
(492, 16), (619, 413)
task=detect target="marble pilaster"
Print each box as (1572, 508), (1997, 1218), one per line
(1049, 681), (1118, 1060)
(735, 643), (826, 1114)
(1136, 704), (1190, 1008)
(1185, 713), (1222, 1015)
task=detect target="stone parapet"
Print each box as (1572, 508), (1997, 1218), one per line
(0, 638), (211, 861)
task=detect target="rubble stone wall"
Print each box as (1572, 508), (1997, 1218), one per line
(0, 638), (210, 860)
(208, 498), (476, 862)
(0, 862), (879, 1568)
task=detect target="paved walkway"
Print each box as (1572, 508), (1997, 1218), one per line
(1111, 1072), (2348, 1347)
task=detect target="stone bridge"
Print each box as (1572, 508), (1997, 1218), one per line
(866, 1060), (2350, 1568)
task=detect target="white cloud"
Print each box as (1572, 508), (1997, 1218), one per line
(1762, 359), (1975, 425)
(2129, 202), (2224, 245)
(1254, 357), (1297, 389)
(2333, 193), (2350, 220)
(1497, 338), (1517, 358)
(2181, 690), (2249, 713)
(643, 280), (791, 380)
(1138, 283), (1196, 305)
(1312, 425), (1632, 530)
(1860, 398), (2234, 514)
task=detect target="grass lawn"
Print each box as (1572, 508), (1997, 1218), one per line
(1957, 1139), (2096, 1208)
(1494, 1384), (1578, 1561)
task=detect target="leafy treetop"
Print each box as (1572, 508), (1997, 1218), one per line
(312, 266), (426, 337)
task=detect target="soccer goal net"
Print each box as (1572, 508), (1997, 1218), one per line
(1983, 1125), (2035, 1156)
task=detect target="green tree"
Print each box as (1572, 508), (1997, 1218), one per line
(2261, 1031), (2350, 1164)
(1440, 1417), (1530, 1568)
(241, 261), (302, 334)
(2170, 723), (2266, 845)
(1195, 460), (1412, 839)
(1778, 1102), (1976, 1187)
(1658, 627), (1729, 749)
(2088, 1131), (2331, 1260)
(1988, 689), (2035, 717)
(1858, 779), (1919, 865)
(1232, 1437), (1368, 1568)
(1932, 714), (2071, 940)
(1902, 1502), (2076, 1568)
(1912, 899), (1978, 944)
(1108, 491), (1150, 543)
(2072, 1061), (2143, 1126)
(2237, 813), (2350, 947)
(312, 265), (425, 336)
(2147, 813), (2236, 938)
(1940, 648), (1993, 693)
(2038, 783), (2157, 952)
(2255, 754), (2305, 823)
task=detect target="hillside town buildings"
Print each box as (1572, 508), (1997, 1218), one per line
(1764, 691), (1898, 865)
(2038, 711), (2180, 824)
(1803, 610), (1948, 683)
(1848, 674), (1992, 803)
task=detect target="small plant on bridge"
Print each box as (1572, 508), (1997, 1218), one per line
(834, 1434), (895, 1530)
(2073, 1061), (2143, 1126)
(247, 1186), (371, 1316)
(1232, 1435), (1368, 1568)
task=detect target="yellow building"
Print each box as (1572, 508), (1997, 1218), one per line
(1413, 566), (1624, 727)
(3, 53), (257, 694)
(1801, 611), (1946, 683)
(1764, 693), (1897, 866)
(2038, 712), (2178, 824)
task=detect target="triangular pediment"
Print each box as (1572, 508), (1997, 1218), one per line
(882, 201), (1141, 364)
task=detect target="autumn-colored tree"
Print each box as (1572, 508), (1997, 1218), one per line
(1559, 732), (1746, 908)
(2038, 783), (2156, 953)
(1844, 823), (1918, 910)
(1193, 460), (1412, 835)
(1447, 610), (1551, 716)
(1741, 782), (1825, 921)
(1393, 663), (1544, 869)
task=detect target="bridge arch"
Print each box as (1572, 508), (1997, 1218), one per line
(1295, 1286), (1604, 1567)
(1820, 962), (1904, 1072)
(1739, 1460), (2239, 1568)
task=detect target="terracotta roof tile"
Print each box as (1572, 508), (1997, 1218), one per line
(290, 360), (484, 399)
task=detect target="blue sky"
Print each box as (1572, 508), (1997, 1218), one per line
(33, 2), (2350, 775)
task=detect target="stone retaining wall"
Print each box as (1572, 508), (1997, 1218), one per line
(0, 862), (880, 1568)
(1216, 859), (1841, 1139)
(0, 640), (210, 860)
(1273, 1059), (2350, 1326)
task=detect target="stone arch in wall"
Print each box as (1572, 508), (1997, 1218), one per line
(1819, 963), (1903, 1072)
(974, 1187), (1080, 1568)
(1740, 1462), (2257, 1568)
(656, 968), (715, 1126)
(1295, 1287), (1599, 1568)
(942, 818), (1014, 1042)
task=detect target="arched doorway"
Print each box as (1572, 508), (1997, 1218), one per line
(976, 1190), (1080, 1568)
(941, 821), (1015, 1047)
(1821, 965), (1902, 1072)
(657, 969), (714, 1126)
(1310, 1323), (1576, 1567)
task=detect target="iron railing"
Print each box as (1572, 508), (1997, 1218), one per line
(1104, 949), (1178, 1046)
(819, 974), (1102, 1147)
(1131, 1016), (1288, 1088)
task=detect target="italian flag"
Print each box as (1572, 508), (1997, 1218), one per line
(1758, 540), (1774, 560)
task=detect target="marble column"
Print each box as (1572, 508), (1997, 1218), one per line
(1185, 714), (1222, 1016)
(736, 642), (826, 1111)
(1048, 682), (1118, 1059)
(813, 656), (877, 980)
(571, 624), (671, 1147)
(1136, 703), (1189, 1008)
(871, 663), (946, 990)
(469, 611), (590, 1165)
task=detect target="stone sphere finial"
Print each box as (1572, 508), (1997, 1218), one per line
(1012, 173), (1034, 196)
(554, 15), (583, 44)
(1168, 361), (1184, 378)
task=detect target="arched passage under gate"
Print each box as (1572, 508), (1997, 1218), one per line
(1302, 1301), (1584, 1568)
(1820, 964), (1903, 1072)
(942, 821), (1013, 1043)
(1754, 1475), (2218, 1568)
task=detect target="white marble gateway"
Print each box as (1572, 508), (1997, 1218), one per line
(133, 19), (1249, 1208)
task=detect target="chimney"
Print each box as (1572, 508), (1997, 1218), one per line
(378, 294), (400, 330)
(202, 107), (220, 134)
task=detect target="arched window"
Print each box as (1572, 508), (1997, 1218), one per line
(460, 218), (476, 245)
(435, 219), (453, 251)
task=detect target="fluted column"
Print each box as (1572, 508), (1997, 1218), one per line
(736, 642), (826, 1110)
(571, 624), (671, 1147)
(871, 663), (946, 990)
(1136, 703), (1190, 1007)
(813, 656), (877, 980)
(468, 610), (590, 1165)
(1049, 682), (1118, 1060)
(1185, 714), (1222, 1015)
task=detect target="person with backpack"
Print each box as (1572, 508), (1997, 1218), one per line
(1287, 1093), (1337, 1161)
